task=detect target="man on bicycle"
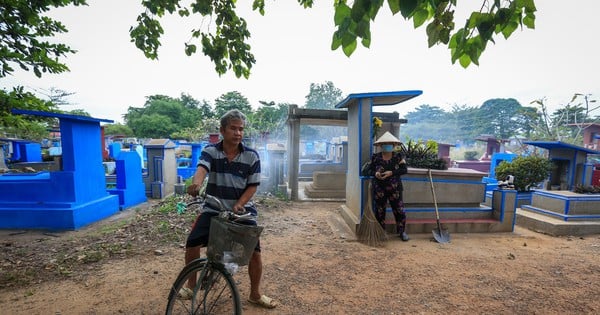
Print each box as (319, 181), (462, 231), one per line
(182, 109), (277, 309)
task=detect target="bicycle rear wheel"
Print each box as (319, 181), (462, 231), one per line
(165, 258), (241, 315)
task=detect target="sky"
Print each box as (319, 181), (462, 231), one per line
(2, 1), (599, 124)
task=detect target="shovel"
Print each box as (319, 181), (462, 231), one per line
(428, 169), (450, 243)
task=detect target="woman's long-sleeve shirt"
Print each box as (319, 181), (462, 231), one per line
(370, 152), (408, 191)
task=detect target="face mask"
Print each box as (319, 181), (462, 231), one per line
(381, 144), (394, 152)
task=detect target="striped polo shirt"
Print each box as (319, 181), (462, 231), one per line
(197, 141), (261, 210)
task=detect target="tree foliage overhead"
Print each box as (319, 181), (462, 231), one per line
(0, 0), (88, 78)
(130, 0), (255, 78)
(1, 1), (89, 140)
(132, 0), (536, 78)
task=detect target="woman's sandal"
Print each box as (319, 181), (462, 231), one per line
(248, 295), (277, 309)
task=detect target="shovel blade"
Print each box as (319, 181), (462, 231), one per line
(432, 228), (451, 243)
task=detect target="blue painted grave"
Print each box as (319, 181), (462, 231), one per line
(176, 142), (205, 180)
(107, 151), (147, 209)
(482, 152), (517, 190)
(0, 110), (120, 230)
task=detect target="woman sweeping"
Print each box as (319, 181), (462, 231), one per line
(369, 131), (409, 241)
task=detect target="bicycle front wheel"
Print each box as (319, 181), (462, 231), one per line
(165, 258), (241, 315)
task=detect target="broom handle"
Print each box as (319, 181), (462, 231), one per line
(367, 180), (373, 213)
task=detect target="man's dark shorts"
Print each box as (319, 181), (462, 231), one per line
(185, 205), (261, 252)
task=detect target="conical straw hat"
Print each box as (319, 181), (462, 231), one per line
(374, 131), (401, 145)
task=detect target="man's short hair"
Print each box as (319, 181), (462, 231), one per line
(220, 109), (247, 129)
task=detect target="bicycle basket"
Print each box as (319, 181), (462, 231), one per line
(207, 216), (264, 266)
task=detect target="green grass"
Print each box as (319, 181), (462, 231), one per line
(97, 220), (129, 235)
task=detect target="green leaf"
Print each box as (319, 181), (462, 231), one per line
(298, 0), (314, 8)
(252, 0), (266, 15)
(342, 38), (357, 56)
(341, 32), (356, 47)
(387, 0), (401, 15)
(399, 0), (418, 18)
(501, 21), (518, 38)
(449, 28), (465, 49)
(331, 32), (342, 50)
(523, 13), (535, 29)
(439, 28), (450, 44)
(191, 0), (213, 15)
(338, 17), (352, 36)
(425, 22), (440, 47)
(351, 0), (368, 22)
(495, 8), (511, 25)
(356, 19), (371, 38)
(519, 0), (537, 11)
(334, 3), (351, 26)
(413, 8), (429, 28)
(367, 0), (383, 20)
(466, 40), (482, 66)
(178, 8), (189, 17)
(361, 37), (371, 48)
(458, 54), (471, 68)
(467, 12), (482, 28)
(184, 44), (196, 56)
(477, 20), (494, 41)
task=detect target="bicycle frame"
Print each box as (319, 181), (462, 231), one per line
(165, 193), (257, 315)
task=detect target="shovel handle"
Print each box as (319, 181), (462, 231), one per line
(428, 169), (451, 243)
(428, 169), (441, 221)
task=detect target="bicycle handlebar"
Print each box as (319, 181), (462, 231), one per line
(188, 192), (256, 223)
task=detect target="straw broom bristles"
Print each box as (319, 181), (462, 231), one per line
(356, 182), (388, 246)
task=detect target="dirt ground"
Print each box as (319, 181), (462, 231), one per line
(1, 196), (599, 315)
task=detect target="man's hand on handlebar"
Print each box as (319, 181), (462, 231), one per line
(187, 184), (200, 197)
(232, 203), (245, 214)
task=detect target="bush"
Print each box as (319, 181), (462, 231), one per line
(573, 185), (600, 194)
(397, 139), (447, 170)
(495, 156), (553, 192)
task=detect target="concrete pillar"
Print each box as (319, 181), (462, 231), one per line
(287, 106), (301, 201)
(341, 140), (348, 168)
(0, 146), (7, 169)
(341, 98), (372, 228)
(491, 189), (517, 232)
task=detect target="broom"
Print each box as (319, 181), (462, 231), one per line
(356, 181), (388, 246)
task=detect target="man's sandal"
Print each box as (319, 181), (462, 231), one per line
(248, 295), (277, 309)
(178, 287), (194, 300)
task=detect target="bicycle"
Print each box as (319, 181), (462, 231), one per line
(165, 193), (264, 315)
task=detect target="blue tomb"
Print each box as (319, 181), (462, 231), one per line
(0, 110), (120, 230)
(176, 142), (205, 180)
